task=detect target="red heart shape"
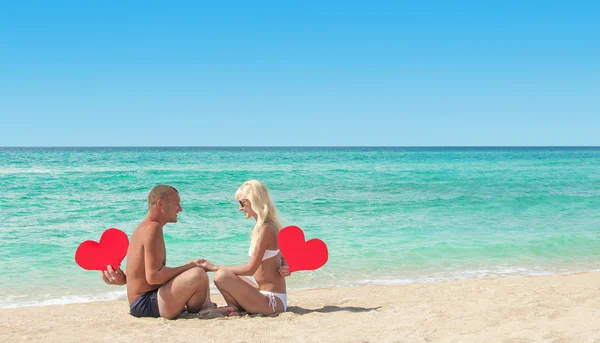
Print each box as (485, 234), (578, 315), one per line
(278, 226), (328, 273)
(75, 228), (129, 271)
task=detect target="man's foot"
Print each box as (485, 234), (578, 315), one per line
(201, 301), (217, 310)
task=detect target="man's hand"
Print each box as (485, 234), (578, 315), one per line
(279, 265), (291, 277)
(187, 258), (212, 271)
(101, 265), (126, 286)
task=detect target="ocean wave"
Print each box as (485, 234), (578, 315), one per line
(356, 266), (600, 286)
(0, 290), (127, 309)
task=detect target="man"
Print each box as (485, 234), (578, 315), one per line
(102, 184), (290, 318)
(105, 185), (212, 319)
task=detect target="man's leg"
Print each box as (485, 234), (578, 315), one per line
(157, 267), (209, 319)
(200, 286), (216, 309)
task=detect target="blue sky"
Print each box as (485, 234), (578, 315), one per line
(1, 1), (598, 146)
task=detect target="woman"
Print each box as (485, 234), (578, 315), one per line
(200, 180), (287, 315)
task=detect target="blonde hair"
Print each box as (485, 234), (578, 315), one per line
(235, 180), (281, 246)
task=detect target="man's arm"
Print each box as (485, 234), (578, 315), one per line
(144, 225), (196, 285)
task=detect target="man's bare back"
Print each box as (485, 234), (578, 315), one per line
(126, 219), (166, 304)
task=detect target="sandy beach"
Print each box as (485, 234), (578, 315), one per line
(1, 272), (599, 343)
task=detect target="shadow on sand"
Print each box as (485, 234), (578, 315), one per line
(176, 305), (381, 319)
(286, 305), (381, 314)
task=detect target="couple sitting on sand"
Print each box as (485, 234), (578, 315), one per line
(102, 180), (290, 319)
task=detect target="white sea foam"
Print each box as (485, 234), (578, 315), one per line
(356, 266), (600, 286)
(2, 267), (599, 309)
(0, 290), (127, 309)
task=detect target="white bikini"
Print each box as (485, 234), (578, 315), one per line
(248, 246), (288, 312)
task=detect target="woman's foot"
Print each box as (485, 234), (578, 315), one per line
(213, 306), (238, 314)
(227, 310), (247, 317)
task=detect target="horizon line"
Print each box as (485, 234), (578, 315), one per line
(1, 145), (600, 149)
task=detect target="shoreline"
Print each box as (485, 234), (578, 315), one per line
(3, 267), (600, 309)
(1, 272), (599, 342)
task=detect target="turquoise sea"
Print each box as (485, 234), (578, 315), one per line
(1, 147), (599, 308)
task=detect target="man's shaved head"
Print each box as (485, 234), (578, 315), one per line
(148, 185), (179, 208)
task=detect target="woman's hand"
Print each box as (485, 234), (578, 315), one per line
(279, 256), (291, 277)
(279, 265), (291, 277)
(198, 260), (218, 272)
(187, 258), (206, 266)
(101, 265), (126, 285)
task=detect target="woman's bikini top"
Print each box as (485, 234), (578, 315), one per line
(248, 246), (280, 261)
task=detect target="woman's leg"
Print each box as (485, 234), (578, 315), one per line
(214, 269), (284, 315)
(217, 275), (258, 311)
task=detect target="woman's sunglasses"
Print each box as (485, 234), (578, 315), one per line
(239, 199), (247, 207)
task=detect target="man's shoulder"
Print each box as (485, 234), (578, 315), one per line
(133, 220), (163, 239)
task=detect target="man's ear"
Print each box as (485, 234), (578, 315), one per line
(156, 199), (163, 208)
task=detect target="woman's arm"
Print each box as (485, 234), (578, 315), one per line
(279, 256), (291, 276)
(280, 255), (287, 267)
(203, 226), (272, 276)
